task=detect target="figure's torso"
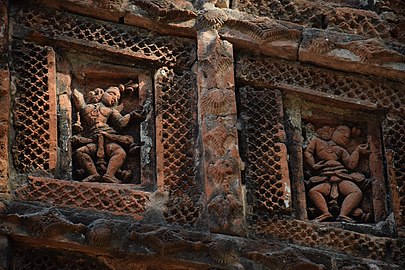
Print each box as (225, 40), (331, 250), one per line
(316, 139), (344, 163)
(81, 103), (115, 135)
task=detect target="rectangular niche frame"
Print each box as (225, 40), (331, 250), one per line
(281, 83), (389, 228)
(13, 50), (156, 218)
(58, 56), (155, 188)
(8, 3), (198, 222)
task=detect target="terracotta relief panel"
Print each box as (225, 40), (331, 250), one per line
(52, 50), (156, 187)
(283, 97), (388, 224)
(71, 81), (146, 184)
(11, 48), (155, 216)
(303, 123), (373, 223)
(235, 53), (402, 261)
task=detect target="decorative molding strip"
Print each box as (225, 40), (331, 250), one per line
(14, 176), (149, 217)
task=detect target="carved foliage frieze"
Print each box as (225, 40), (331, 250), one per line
(299, 29), (405, 78)
(224, 18), (302, 43)
(197, 31), (245, 234)
(234, 1), (395, 40)
(131, 0), (197, 23)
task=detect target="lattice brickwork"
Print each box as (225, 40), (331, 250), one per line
(256, 218), (401, 264)
(11, 41), (56, 173)
(14, 8), (195, 68)
(327, 8), (390, 38)
(234, 1), (393, 39)
(155, 68), (201, 225)
(14, 177), (149, 217)
(391, 239), (405, 268)
(236, 54), (404, 115)
(14, 247), (110, 270)
(238, 86), (290, 218)
(234, 0), (306, 23)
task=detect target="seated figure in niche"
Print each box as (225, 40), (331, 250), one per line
(304, 125), (370, 223)
(72, 84), (144, 184)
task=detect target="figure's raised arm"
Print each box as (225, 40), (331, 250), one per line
(304, 137), (318, 168)
(109, 109), (146, 129)
(72, 89), (86, 110)
(343, 142), (370, 170)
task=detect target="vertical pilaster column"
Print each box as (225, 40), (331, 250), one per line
(368, 120), (387, 222)
(197, 3), (245, 235)
(0, 0), (9, 196)
(0, 70), (9, 195)
(284, 98), (307, 220)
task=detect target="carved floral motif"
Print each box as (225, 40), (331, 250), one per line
(201, 88), (235, 115)
(3, 208), (86, 237)
(225, 18), (301, 43)
(301, 34), (405, 65)
(131, 0), (197, 22)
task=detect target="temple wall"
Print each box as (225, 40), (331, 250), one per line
(0, 0), (404, 269)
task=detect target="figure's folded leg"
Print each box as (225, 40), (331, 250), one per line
(75, 144), (100, 182)
(101, 174), (120, 184)
(82, 174), (101, 182)
(103, 143), (126, 184)
(309, 183), (333, 221)
(338, 180), (362, 222)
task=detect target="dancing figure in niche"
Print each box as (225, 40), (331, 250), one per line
(304, 125), (370, 223)
(72, 85), (144, 184)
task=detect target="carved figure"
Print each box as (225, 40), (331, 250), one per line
(72, 86), (144, 184)
(304, 125), (370, 223)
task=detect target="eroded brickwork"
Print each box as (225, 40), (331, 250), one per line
(0, 1), (9, 195)
(155, 68), (202, 225)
